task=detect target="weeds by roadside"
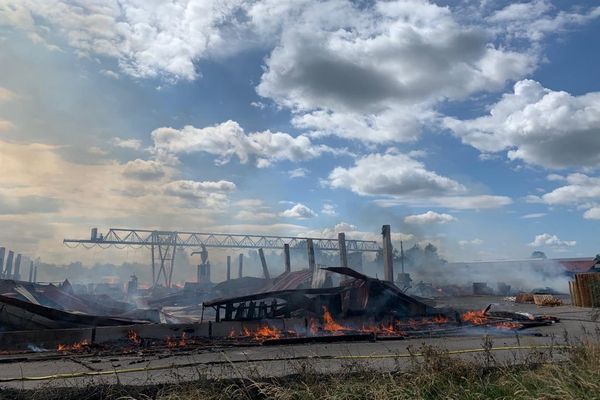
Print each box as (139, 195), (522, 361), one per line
(1, 341), (600, 400)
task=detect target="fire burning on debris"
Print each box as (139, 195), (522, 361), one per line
(322, 307), (347, 332)
(128, 329), (141, 345)
(496, 321), (523, 330)
(165, 332), (188, 348)
(57, 339), (91, 352)
(462, 310), (488, 325)
(251, 325), (282, 339)
(360, 322), (404, 336)
(432, 315), (449, 324)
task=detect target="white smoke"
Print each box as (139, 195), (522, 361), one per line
(409, 258), (570, 293)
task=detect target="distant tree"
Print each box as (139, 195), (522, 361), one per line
(375, 243), (446, 269)
(531, 251), (547, 259)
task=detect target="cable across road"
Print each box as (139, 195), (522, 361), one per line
(0, 345), (570, 383)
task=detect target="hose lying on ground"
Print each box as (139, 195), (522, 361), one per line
(0, 344), (571, 383)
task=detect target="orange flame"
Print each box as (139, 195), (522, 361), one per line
(234, 324), (282, 340)
(322, 307), (346, 332)
(165, 336), (177, 348)
(462, 309), (488, 325)
(57, 339), (90, 352)
(164, 333), (188, 348)
(253, 324), (282, 339)
(179, 332), (188, 347)
(360, 322), (405, 336)
(496, 321), (522, 330)
(432, 315), (449, 324)
(128, 330), (141, 345)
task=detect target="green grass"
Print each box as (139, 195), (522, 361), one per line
(2, 341), (600, 400)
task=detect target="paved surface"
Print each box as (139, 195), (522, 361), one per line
(1, 296), (598, 389)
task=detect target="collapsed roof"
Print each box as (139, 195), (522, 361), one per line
(204, 267), (431, 321)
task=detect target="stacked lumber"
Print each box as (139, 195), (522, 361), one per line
(533, 294), (563, 306)
(569, 273), (600, 307)
(516, 293), (535, 303)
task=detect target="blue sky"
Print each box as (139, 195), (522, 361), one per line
(0, 0), (599, 265)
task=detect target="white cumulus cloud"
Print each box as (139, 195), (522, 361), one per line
(256, 0), (535, 143)
(163, 179), (236, 208)
(122, 159), (165, 180)
(532, 173), (600, 220)
(404, 211), (457, 224)
(0, 0), (246, 80)
(488, 1), (600, 42)
(327, 152), (511, 210)
(110, 137), (143, 150)
(529, 233), (576, 248)
(327, 152), (465, 198)
(321, 203), (337, 216)
(445, 80), (600, 169)
(584, 207), (600, 220)
(151, 120), (341, 167)
(280, 203), (317, 219)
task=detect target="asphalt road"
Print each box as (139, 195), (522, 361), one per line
(1, 296), (597, 389)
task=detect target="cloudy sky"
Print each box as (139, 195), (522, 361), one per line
(0, 0), (599, 265)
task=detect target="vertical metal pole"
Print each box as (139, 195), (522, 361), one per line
(157, 241), (165, 286)
(5, 251), (13, 278)
(167, 235), (177, 288)
(238, 253), (243, 278)
(400, 240), (405, 274)
(14, 254), (21, 281)
(151, 240), (156, 287)
(382, 225), (394, 283)
(226, 255), (231, 281)
(307, 239), (316, 271)
(283, 244), (291, 273)
(338, 232), (348, 269)
(258, 248), (270, 279)
(0, 247), (5, 278)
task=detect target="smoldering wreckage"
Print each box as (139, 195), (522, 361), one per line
(0, 225), (590, 358)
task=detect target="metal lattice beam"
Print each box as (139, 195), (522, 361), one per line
(63, 228), (380, 288)
(64, 228), (380, 252)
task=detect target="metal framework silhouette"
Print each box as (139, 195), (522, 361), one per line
(64, 228), (380, 287)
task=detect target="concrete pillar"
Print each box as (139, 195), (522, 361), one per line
(33, 264), (38, 283)
(14, 254), (21, 280)
(5, 251), (14, 278)
(197, 261), (211, 284)
(307, 239), (316, 271)
(28, 261), (34, 282)
(0, 247), (5, 277)
(382, 225), (394, 283)
(258, 248), (270, 279)
(226, 255), (231, 281)
(338, 232), (348, 269)
(238, 253), (243, 279)
(283, 244), (291, 273)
